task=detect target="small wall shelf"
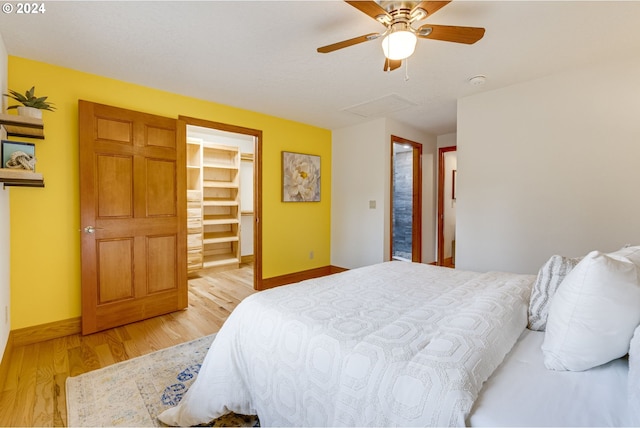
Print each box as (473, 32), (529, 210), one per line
(0, 169), (44, 188)
(0, 113), (44, 139)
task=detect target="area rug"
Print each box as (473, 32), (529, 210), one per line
(66, 334), (259, 427)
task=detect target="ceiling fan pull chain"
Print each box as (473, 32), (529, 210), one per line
(404, 58), (410, 81)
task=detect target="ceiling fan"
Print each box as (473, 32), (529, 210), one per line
(317, 1), (485, 71)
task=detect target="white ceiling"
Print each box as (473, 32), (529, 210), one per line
(1, 1), (640, 136)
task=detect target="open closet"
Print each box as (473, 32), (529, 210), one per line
(185, 124), (256, 275)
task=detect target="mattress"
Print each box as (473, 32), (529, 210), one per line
(469, 328), (631, 427)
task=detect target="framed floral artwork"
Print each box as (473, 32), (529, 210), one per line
(282, 151), (320, 202)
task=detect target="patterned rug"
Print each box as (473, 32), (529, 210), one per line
(66, 334), (259, 427)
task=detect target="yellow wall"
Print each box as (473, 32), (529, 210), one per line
(7, 56), (331, 329)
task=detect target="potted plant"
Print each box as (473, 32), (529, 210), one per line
(4, 86), (55, 119)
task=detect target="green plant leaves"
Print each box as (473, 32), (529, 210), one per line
(3, 86), (56, 111)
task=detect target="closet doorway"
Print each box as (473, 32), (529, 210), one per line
(390, 136), (422, 262)
(179, 116), (263, 290)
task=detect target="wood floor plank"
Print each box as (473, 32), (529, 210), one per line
(79, 331), (106, 350)
(52, 374), (67, 427)
(186, 288), (230, 328)
(165, 310), (208, 340)
(102, 329), (129, 364)
(33, 341), (56, 427)
(33, 370), (55, 427)
(1, 263), (256, 426)
(11, 343), (39, 426)
(52, 338), (70, 375)
(3, 344), (24, 392)
(127, 316), (180, 352)
(66, 347), (83, 379)
(0, 383), (17, 426)
(94, 343), (116, 368)
(119, 342), (140, 363)
(170, 305), (220, 338)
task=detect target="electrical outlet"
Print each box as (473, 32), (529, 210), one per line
(309, 251), (314, 260)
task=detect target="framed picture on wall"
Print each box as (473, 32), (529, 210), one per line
(1, 140), (36, 171)
(282, 151), (321, 202)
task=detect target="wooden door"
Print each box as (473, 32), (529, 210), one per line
(79, 100), (187, 335)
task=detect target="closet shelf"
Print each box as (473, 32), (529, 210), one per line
(202, 253), (240, 269)
(203, 215), (240, 226)
(203, 231), (239, 244)
(203, 198), (238, 207)
(203, 180), (238, 188)
(203, 163), (237, 170)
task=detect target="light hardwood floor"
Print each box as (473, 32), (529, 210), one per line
(0, 264), (256, 427)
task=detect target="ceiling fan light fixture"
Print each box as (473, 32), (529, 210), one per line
(381, 29), (417, 60)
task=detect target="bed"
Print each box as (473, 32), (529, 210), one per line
(158, 248), (640, 427)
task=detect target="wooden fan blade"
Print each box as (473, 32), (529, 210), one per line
(412, 1), (451, 18)
(384, 58), (402, 71)
(417, 24), (485, 44)
(345, 0), (390, 22)
(317, 33), (379, 53)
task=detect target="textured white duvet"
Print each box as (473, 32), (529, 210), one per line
(158, 262), (534, 427)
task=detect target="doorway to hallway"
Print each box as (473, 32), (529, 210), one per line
(390, 136), (422, 262)
(437, 146), (457, 267)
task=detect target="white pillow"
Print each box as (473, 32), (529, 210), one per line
(542, 250), (640, 371)
(629, 324), (640, 426)
(610, 245), (640, 266)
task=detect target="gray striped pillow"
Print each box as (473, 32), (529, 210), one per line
(527, 255), (581, 331)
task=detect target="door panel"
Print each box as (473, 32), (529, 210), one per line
(147, 234), (177, 293)
(96, 117), (132, 143)
(146, 159), (176, 216)
(146, 126), (176, 149)
(97, 155), (133, 217)
(80, 100), (187, 334)
(98, 239), (134, 303)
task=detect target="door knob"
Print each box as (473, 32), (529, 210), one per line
(84, 226), (97, 234)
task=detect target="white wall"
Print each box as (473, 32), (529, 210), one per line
(331, 118), (436, 269)
(332, 119), (387, 268)
(437, 132), (456, 149)
(0, 32), (11, 360)
(457, 57), (640, 274)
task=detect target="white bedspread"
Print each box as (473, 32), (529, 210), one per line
(158, 262), (534, 427)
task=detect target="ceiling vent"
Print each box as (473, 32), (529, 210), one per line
(343, 93), (417, 118)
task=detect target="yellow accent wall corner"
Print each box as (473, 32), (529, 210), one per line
(7, 56), (331, 330)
